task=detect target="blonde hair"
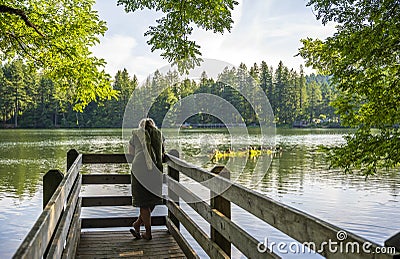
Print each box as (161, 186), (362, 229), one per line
(139, 118), (157, 129)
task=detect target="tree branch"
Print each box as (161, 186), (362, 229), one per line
(0, 4), (44, 36)
(5, 32), (44, 66)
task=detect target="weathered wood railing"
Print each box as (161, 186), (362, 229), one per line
(13, 149), (399, 259)
(13, 150), (82, 259)
(163, 152), (399, 259)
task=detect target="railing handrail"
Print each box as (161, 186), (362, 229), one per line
(163, 152), (398, 259)
(166, 175), (279, 259)
(13, 154), (82, 259)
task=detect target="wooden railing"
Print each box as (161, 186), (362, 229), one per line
(164, 151), (400, 259)
(13, 149), (399, 259)
(13, 150), (82, 259)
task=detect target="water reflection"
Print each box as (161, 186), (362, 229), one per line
(0, 129), (126, 200)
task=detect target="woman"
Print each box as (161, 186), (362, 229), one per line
(128, 118), (164, 240)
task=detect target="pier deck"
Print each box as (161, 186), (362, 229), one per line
(76, 229), (185, 259)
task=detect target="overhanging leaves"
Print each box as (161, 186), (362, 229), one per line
(300, 0), (400, 175)
(117, 0), (238, 73)
(0, 0), (117, 111)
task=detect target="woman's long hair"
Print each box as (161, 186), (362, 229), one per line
(136, 118), (157, 170)
(139, 118), (157, 131)
(138, 118), (163, 172)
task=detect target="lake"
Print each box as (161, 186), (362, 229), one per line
(0, 128), (399, 258)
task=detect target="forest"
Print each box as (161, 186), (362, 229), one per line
(0, 59), (336, 128)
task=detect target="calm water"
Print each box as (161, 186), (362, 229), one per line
(0, 129), (399, 258)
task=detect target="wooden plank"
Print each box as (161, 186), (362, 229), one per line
(77, 251), (184, 258)
(77, 250), (184, 257)
(79, 237), (178, 245)
(81, 196), (132, 207)
(166, 200), (229, 259)
(67, 149), (79, 171)
(43, 170), (64, 209)
(81, 174), (131, 184)
(167, 176), (280, 259)
(168, 149), (180, 230)
(13, 154), (82, 259)
(165, 154), (394, 259)
(385, 232), (400, 252)
(77, 247), (183, 255)
(62, 197), (82, 259)
(82, 153), (133, 164)
(76, 230), (185, 258)
(210, 166), (231, 257)
(81, 216), (166, 228)
(166, 217), (200, 259)
(165, 154), (220, 186)
(77, 242), (181, 250)
(47, 175), (81, 258)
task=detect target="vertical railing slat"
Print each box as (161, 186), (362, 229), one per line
(167, 149), (180, 230)
(210, 166), (231, 257)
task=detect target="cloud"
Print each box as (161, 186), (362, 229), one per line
(92, 0), (338, 78)
(91, 34), (166, 81)
(190, 0), (337, 73)
(124, 55), (166, 83)
(231, 0), (244, 28)
(91, 35), (137, 75)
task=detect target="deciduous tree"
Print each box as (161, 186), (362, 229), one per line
(0, 0), (116, 111)
(300, 0), (400, 174)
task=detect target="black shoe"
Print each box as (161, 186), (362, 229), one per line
(129, 229), (141, 239)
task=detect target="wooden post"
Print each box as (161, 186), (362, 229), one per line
(210, 165), (231, 257)
(67, 149), (79, 171)
(385, 231), (400, 253)
(43, 170), (63, 209)
(168, 149), (180, 230)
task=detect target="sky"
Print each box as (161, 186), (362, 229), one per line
(91, 0), (337, 81)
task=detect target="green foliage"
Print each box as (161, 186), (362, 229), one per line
(1, 0), (240, 109)
(300, 0), (400, 174)
(117, 0), (238, 72)
(0, 0), (117, 111)
(323, 126), (400, 175)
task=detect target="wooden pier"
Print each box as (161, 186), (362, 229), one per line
(13, 149), (399, 259)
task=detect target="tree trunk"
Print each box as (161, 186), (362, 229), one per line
(14, 101), (18, 128)
(14, 83), (18, 128)
(54, 103), (58, 126)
